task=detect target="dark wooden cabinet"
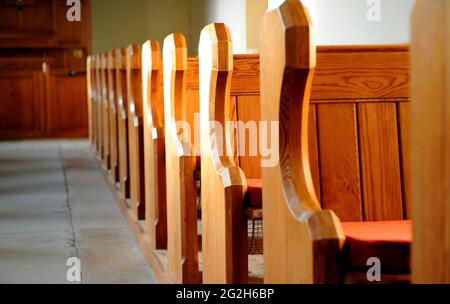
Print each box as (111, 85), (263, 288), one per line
(0, 0), (91, 139)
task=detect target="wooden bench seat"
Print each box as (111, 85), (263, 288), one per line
(261, 0), (412, 284)
(115, 48), (130, 200)
(126, 44), (146, 221)
(342, 220), (411, 274)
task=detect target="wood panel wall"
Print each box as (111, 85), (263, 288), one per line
(189, 46), (410, 223)
(0, 0), (91, 139)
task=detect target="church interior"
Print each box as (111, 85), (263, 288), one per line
(0, 0), (449, 285)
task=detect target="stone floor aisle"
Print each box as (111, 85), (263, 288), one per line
(0, 140), (157, 284)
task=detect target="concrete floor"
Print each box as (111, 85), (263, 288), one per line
(0, 140), (157, 284)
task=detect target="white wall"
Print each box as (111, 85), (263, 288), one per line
(268, 0), (416, 45)
(190, 0), (268, 54)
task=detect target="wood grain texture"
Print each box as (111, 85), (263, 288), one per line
(107, 51), (119, 183)
(199, 23), (249, 284)
(163, 33), (200, 284)
(101, 53), (110, 169)
(358, 103), (403, 221)
(261, 0), (344, 284)
(95, 54), (103, 156)
(308, 105), (321, 200)
(0, 1), (91, 138)
(87, 56), (93, 145)
(398, 102), (411, 219)
(142, 40), (168, 251)
(317, 103), (362, 221)
(236, 95), (261, 179)
(187, 46), (409, 101)
(126, 44), (145, 221)
(411, 0), (450, 284)
(115, 48), (130, 200)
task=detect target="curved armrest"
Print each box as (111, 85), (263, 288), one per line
(141, 40), (168, 251)
(261, 0), (344, 283)
(199, 23), (248, 284)
(162, 33), (200, 284)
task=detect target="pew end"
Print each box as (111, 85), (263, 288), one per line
(199, 23), (250, 284)
(141, 39), (168, 251)
(163, 33), (201, 284)
(261, 1), (345, 284)
(126, 44), (146, 222)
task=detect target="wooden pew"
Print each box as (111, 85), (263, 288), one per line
(261, 0), (411, 283)
(87, 55), (94, 146)
(107, 51), (120, 184)
(126, 44), (146, 221)
(411, 0), (450, 284)
(199, 23), (263, 284)
(115, 48), (131, 200)
(142, 40), (168, 251)
(101, 53), (110, 169)
(95, 53), (104, 159)
(163, 33), (201, 284)
(162, 30), (262, 284)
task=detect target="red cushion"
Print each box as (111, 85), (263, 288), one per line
(245, 179), (262, 208)
(341, 220), (412, 274)
(196, 155), (201, 170)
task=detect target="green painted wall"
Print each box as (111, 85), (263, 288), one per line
(91, 0), (197, 55)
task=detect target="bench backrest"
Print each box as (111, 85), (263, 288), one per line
(126, 44), (146, 220)
(107, 51), (119, 183)
(100, 53), (110, 168)
(115, 48), (130, 199)
(142, 40), (168, 251)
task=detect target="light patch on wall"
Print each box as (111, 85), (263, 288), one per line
(267, 0), (415, 45)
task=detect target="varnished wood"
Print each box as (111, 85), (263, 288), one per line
(115, 48), (130, 200)
(411, 0), (450, 284)
(126, 44), (146, 221)
(142, 40), (168, 251)
(163, 33), (200, 284)
(317, 104), (362, 221)
(261, 0), (345, 283)
(0, 1), (91, 138)
(358, 103), (403, 221)
(95, 54), (103, 157)
(107, 51), (119, 183)
(199, 23), (249, 284)
(101, 53), (110, 169)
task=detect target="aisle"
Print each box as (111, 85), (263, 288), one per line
(0, 140), (156, 284)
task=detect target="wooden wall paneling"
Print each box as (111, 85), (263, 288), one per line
(107, 51), (119, 183)
(141, 40), (168, 251)
(236, 95), (261, 179)
(317, 103), (362, 222)
(261, 0), (344, 284)
(358, 103), (403, 221)
(87, 56), (93, 145)
(312, 46), (410, 101)
(398, 102), (411, 219)
(49, 72), (88, 137)
(0, 71), (38, 135)
(115, 48), (130, 200)
(163, 33), (200, 284)
(412, 0), (450, 284)
(199, 23), (249, 284)
(126, 44), (145, 221)
(54, 0), (91, 49)
(91, 56), (98, 148)
(101, 53), (110, 168)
